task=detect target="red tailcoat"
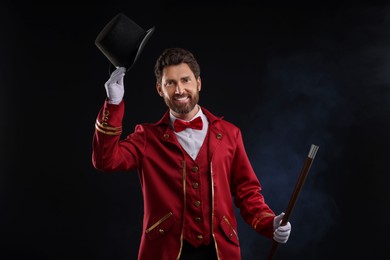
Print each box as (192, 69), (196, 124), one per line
(92, 100), (276, 260)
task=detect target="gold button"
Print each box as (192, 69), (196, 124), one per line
(103, 110), (109, 116)
(192, 182), (199, 189)
(191, 166), (199, 172)
(159, 229), (164, 234)
(102, 122), (108, 127)
(197, 234), (203, 240)
(216, 133), (222, 139)
(194, 201), (201, 207)
(195, 217), (202, 222)
(163, 134), (169, 139)
(229, 233), (233, 238)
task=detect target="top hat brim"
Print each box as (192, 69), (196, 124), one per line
(129, 26), (155, 70)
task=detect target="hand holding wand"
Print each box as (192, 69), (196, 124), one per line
(267, 144), (319, 260)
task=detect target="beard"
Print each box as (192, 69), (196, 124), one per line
(163, 90), (200, 115)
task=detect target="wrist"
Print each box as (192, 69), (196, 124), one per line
(107, 98), (122, 105)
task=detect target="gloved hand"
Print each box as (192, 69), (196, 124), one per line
(104, 67), (126, 104)
(273, 212), (291, 244)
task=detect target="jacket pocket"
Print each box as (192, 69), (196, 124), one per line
(220, 215), (239, 246)
(145, 212), (175, 240)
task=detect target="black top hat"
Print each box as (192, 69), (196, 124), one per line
(95, 13), (155, 71)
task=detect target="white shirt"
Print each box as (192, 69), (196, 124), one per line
(169, 106), (209, 160)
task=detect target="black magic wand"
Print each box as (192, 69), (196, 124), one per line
(267, 144), (319, 260)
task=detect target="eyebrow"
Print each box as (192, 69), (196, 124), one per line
(165, 75), (191, 82)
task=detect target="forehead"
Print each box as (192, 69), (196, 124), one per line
(162, 63), (193, 79)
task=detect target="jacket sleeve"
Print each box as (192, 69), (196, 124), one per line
(230, 129), (276, 239)
(92, 99), (145, 172)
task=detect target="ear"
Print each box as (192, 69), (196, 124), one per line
(156, 83), (163, 96)
(197, 76), (202, 91)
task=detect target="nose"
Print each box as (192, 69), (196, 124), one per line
(175, 84), (184, 94)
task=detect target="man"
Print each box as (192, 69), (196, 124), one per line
(92, 47), (291, 260)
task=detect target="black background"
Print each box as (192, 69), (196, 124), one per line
(1, 1), (389, 259)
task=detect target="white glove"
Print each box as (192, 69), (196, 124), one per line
(273, 212), (291, 244)
(104, 67), (126, 104)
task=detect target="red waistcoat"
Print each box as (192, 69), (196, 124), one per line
(92, 101), (276, 260)
(182, 130), (212, 247)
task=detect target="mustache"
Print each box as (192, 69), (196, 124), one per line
(174, 94), (191, 98)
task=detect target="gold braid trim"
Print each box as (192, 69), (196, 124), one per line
(95, 123), (122, 135)
(95, 119), (122, 131)
(252, 212), (275, 230)
(95, 120), (122, 136)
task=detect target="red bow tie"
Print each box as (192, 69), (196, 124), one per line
(174, 116), (203, 132)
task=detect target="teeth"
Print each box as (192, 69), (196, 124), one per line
(176, 96), (188, 101)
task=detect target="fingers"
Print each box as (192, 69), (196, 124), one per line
(111, 66), (126, 76)
(275, 212), (285, 222)
(105, 67), (126, 89)
(273, 222), (291, 244)
(104, 67), (126, 104)
(277, 222), (291, 232)
(109, 67), (126, 83)
(273, 212), (285, 230)
(111, 66), (126, 77)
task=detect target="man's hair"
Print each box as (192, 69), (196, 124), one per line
(154, 47), (200, 83)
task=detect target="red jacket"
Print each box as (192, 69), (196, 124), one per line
(92, 100), (276, 260)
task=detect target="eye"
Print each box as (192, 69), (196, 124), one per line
(164, 81), (174, 87)
(182, 77), (190, 83)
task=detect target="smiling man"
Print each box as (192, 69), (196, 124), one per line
(92, 47), (291, 260)
(157, 61), (201, 120)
